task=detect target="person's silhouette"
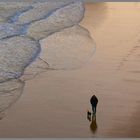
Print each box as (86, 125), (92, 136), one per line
(90, 95), (98, 114)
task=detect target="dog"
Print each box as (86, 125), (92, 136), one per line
(87, 110), (92, 121)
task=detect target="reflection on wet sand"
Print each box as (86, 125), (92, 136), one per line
(87, 111), (98, 135)
(127, 105), (140, 137)
(90, 115), (97, 134)
(81, 2), (140, 137)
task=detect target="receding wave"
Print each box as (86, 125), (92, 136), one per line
(0, 23), (24, 39)
(40, 25), (96, 70)
(0, 0), (96, 114)
(27, 1), (85, 40)
(16, 1), (79, 25)
(0, 36), (40, 83)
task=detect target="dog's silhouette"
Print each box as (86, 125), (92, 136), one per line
(87, 110), (92, 121)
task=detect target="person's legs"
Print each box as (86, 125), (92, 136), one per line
(94, 105), (97, 114)
(92, 105), (97, 115)
(92, 105), (95, 114)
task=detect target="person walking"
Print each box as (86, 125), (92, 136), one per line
(90, 95), (98, 115)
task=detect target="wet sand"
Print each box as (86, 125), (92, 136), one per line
(0, 2), (140, 137)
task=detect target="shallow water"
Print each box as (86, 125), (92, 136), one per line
(0, 2), (140, 138)
(0, 0), (96, 114)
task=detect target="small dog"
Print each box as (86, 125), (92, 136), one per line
(87, 110), (92, 121)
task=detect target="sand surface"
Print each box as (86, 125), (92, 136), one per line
(0, 2), (140, 137)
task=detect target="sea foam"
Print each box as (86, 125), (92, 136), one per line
(0, 36), (40, 83)
(27, 1), (85, 40)
(0, 0), (96, 114)
(40, 25), (95, 70)
(16, 1), (78, 25)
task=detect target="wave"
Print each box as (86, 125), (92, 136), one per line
(40, 25), (96, 70)
(16, 1), (79, 25)
(27, 1), (85, 40)
(0, 0), (96, 115)
(0, 36), (40, 83)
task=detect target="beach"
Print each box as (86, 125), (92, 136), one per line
(0, 2), (140, 137)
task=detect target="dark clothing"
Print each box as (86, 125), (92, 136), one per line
(90, 95), (98, 114)
(90, 95), (98, 106)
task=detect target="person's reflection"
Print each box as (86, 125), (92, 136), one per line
(90, 114), (97, 134)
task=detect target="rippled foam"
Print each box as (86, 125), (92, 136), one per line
(0, 1), (96, 115)
(27, 1), (85, 40)
(0, 2), (32, 22)
(0, 23), (24, 39)
(16, 1), (78, 25)
(0, 36), (40, 82)
(40, 25), (96, 70)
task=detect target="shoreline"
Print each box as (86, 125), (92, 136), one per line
(0, 2), (140, 137)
